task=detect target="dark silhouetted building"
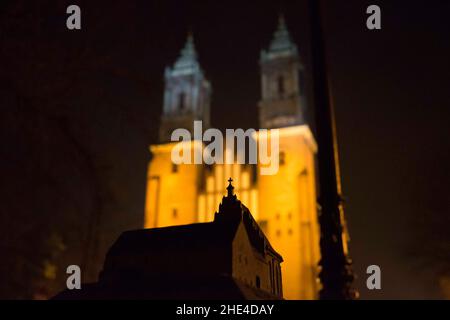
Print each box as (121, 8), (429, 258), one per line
(54, 179), (283, 299)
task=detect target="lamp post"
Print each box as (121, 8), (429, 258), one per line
(308, 0), (358, 299)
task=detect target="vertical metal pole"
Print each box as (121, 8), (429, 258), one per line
(308, 0), (357, 299)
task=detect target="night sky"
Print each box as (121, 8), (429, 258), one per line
(1, 0), (449, 299)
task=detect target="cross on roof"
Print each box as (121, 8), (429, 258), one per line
(226, 177), (234, 197)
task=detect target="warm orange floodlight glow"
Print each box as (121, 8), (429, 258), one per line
(145, 124), (321, 299)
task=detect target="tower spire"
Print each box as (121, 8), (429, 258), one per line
(226, 178), (234, 197)
(159, 30), (211, 142)
(267, 13), (296, 53)
(278, 12), (286, 30)
(174, 31), (198, 69)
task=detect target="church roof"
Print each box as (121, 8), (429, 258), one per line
(106, 179), (282, 261)
(107, 221), (233, 256)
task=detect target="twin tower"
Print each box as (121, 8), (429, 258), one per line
(159, 15), (306, 142)
(145, 16), (321, 300)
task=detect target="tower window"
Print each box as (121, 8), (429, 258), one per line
(178, 92), (185, 111)
(279, 152), (286, 166)
(172, 163), (178, 173)
(172, 208), (178, 218)
(277, 75), (285, 96)
(256, 276), (261, 289)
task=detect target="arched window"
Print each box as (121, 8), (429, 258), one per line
(277, 75), (285, 96)
(178, 92), (185, 111)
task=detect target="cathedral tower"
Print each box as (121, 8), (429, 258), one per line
(256, 16), (321, 299)
(258, 15), (306, 129)
(145, 34), (210, 229)
(159, 33), (211, 142)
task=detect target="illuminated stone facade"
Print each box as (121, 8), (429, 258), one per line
(145, 17), (321, 300)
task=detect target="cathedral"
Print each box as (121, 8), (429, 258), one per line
(144, 16), (321, 300)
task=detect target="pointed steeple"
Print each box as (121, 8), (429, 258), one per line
(174, 32), (199, 72)
(215, 178), (241, 222)
(267, 13), (297, 55)
(226, 177), (235, 197)
(278, 12), (285, 26)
